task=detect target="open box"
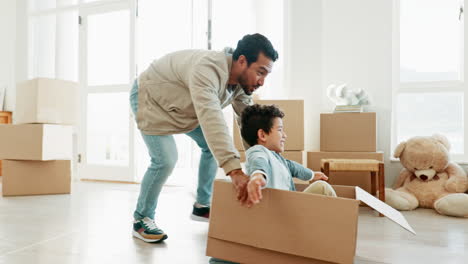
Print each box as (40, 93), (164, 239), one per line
(206, 180), (415, 264)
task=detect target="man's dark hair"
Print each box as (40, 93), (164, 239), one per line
(240, 104), (285, 147)
(233, 33), (279, 65)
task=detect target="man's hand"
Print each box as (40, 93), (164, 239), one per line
(228, 169), (250, 205)
(247, 173), (267, 205)
(310, 171), (329, 183)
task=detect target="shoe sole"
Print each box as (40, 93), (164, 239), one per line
(132, 230), (168, 243)
(190, 214), (209, 222)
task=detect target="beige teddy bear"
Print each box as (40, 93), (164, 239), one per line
(386, 134), (468, 217)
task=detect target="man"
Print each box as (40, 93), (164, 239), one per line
(129, 33), (278, 243)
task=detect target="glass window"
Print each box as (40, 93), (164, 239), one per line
(87, 92), (129, 165)
(400, 0), (463, 82)
(30, 14), (56, 79)
(56, 11), (79, 82)
(87, 10), (130, 86)
(137, 0), (192, 73)
(396, 93), (463, 154)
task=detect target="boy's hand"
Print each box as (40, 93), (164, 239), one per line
(311, 171), (329, 182)
(247, 174), (267, 206)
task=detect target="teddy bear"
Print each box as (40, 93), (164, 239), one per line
(385, 134), (468, 217)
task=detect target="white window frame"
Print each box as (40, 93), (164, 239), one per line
(391, 0), (468, 163)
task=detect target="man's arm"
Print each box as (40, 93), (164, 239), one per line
(189, 63), (249, 202)
(232, 90), (254, 151)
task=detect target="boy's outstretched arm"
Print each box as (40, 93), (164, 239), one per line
(247, 173), (267, 205)
(311, 171), (329, 182)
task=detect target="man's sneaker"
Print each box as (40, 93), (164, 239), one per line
(132, 217), (168, 243)
(191, 202), (210, 222)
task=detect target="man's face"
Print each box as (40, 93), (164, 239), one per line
(263, 117), (287, 153)
(238, 53), (274, 95)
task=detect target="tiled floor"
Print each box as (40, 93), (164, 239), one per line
(0, 179), (467, 264)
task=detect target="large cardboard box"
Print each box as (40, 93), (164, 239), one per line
(239, 150), (306, 165)
(234, 100), (304, 151)
(2, 160), (71, 196)
(320, 112), (376, 152)
(15, 78), (79, 125)
(0, 124), (72, 160)
(207, 180), (414, 264)
(307, 151), (384, 192)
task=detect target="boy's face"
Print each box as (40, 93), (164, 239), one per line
(263, 117), (287, 153)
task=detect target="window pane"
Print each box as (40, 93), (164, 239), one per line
(192, 0), (209, 49)
(211, 0), (256, 50)
(396, 93), (463, 154)
(87, 93), (129, 166)
(57, 11), (79, 82)
(57, 0), (78, 6)
(87, 10), (129, 86)
(29, 0), (56, 12)
(30, 14), (56, 79)
(137, 0), (192, 73)
(400, 0), (462, 82)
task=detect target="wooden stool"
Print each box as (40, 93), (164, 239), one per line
(321, 158), (385, 217)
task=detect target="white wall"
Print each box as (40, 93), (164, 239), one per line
(0, 0), (16, 111)
(285, 0), (403, 186)
(284, 0), (323, 151)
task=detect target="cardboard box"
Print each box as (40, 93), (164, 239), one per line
(207, 180), (414, 264)
(234, 100), (304, 151)
(307, 151), (384, 193)
(239, 150), (306, 166)
(2, 160), (71, 196)
(320, 112), (376, 152)
(0, 124), (72, 160)
(15, 78), (79, 125)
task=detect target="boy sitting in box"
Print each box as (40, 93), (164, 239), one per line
(241, 104), (337, 205)
(209, 104), (337, 264)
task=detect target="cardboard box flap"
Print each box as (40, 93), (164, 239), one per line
(355, 187), (416, 234)
(209, 180), (360, 264)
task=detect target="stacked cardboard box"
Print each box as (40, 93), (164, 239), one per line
(0, 111), (12, 176)
(233, 99), (305, 165)
(307, 112), (382, 192)
(0, 78), (78, 196)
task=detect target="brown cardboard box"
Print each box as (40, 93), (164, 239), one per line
(206, 180), (414, 264)
(15, 78), (79, 125)
(2, 160), (71, 196)
(239, 150), (306, 166)
(234, 100), (304, 151)
(0, 124), (72, 160)
(320, 112), (376, 152)
(307, 151), (384, 192)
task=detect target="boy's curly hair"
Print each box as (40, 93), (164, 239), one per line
(240, 104), (285, 147)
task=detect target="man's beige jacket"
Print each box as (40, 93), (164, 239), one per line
(137, 49), (252, 174)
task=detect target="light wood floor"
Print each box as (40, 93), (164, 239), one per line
(0, 178), (467, 264)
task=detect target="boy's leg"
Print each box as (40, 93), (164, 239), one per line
(303, 180), (337, 197)
(185, 126), (218, 206)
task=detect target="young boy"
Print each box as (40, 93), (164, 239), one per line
(209, 104), (337, 264)
(241, 104), (337, 204)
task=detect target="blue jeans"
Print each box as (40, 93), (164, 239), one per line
(130, 80), (218, 220)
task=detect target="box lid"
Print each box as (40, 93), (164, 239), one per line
(354, 186), (416, 234)
(208, 180), (360, 264)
